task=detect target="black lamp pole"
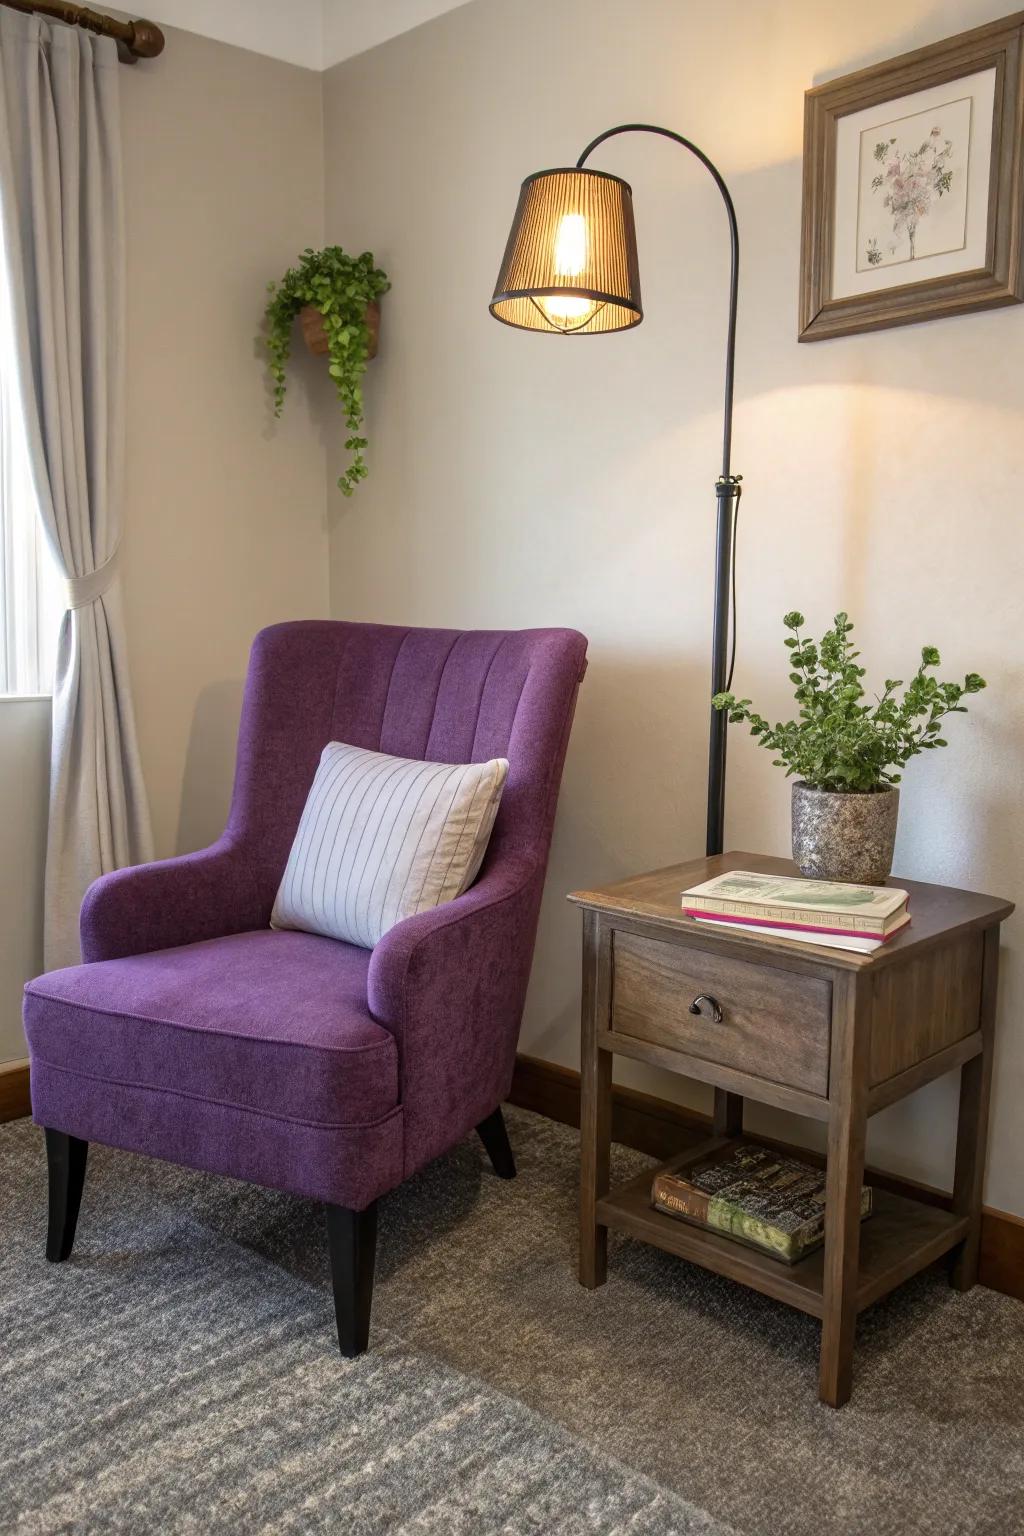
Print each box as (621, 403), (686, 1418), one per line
(575, 125), (741, 859)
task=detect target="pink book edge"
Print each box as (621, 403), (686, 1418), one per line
(681, 909), (911, 942)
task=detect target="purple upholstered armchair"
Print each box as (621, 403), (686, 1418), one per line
(24, 621), (587, 1355)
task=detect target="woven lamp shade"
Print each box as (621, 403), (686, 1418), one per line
(490, 168), (642, 335)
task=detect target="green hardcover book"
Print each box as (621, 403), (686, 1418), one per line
(651, 1141), (872, 1265)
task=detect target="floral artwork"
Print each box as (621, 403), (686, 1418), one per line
(802, 21), (1021, 340)
(854, 95), (972, 273)
(870, 129), (954, 260)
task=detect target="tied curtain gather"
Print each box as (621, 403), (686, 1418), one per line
(0, 11), (152, 969)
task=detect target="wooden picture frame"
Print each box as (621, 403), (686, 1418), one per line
(799, 11), (1024, 341)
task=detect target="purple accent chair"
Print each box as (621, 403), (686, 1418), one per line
(24, 621), (587, 1355)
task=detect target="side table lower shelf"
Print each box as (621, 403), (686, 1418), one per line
(596, 1138), (971, 1321)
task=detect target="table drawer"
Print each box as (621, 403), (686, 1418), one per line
(610, 931), (832, 1097)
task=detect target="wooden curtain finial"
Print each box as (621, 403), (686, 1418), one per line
(0, 2), (165, 60)
(126, 18), (164, 58)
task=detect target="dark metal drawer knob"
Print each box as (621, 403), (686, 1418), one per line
(688, 994), (724, 1024)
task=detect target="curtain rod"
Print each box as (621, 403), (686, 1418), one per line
(1, 0), (164, 59)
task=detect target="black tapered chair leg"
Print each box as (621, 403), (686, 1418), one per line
(476, 1106), (516, 1180)
(45, 1129), (89, 1263)
(325, 1201), (378, 1358)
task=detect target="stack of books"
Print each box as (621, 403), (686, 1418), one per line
(651, 1140), (873, 1265)
(681, 869), (910, 953)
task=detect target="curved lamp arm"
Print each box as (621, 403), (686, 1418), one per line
(577, 124), (741, 857)
(490, 121), (742, 858)
(576, 124), (739, 480)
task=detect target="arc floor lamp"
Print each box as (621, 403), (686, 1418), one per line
(489, 124), (742, 858)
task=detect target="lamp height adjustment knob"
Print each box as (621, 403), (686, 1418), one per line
(688, 994), (724, 1024)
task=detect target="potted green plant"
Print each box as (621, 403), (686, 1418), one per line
(265, 246), (390, 496)
(713, 612), (986, 884)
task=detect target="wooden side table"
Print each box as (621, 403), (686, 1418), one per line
(569, 851), (1013, 1407)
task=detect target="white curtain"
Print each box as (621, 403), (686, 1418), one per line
(0, 11), (153, 969)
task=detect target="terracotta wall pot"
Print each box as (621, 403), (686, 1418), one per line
(791, 782), (900, 885)
(299, 300), (380, 360)
(365, 298), (381, 359)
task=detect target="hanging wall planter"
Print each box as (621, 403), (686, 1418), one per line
(299, 299), (381, 361)
(265, 247), (390, 495)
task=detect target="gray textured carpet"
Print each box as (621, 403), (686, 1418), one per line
(1, 1109), (1022, 1536)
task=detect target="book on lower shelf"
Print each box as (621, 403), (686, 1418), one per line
(680, 869), (910, 953)
(651, 1141), (873, 1265)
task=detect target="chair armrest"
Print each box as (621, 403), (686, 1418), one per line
(80, 838), (265, 963)
(367, 855), (539, 1029)
(366, 855), (543, 1176)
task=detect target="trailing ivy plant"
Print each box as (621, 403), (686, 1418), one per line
(712, 611), (986, 793)
(265, 247), (390, 496)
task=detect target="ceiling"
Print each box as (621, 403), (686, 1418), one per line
(144, 0), (478, 71)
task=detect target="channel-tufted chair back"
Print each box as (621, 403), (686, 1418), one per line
(228, 622), (589, 919)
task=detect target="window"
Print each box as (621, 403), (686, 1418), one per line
(0, 209), (62, 698)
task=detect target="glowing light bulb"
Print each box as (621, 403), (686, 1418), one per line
(537, 211), (597, 328)
(553, 212), (587, 275)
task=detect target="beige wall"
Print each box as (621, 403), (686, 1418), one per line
(120, 29), (330, 860)
(322, 0), (1024, 1216)
(1, 27), (329, 1059)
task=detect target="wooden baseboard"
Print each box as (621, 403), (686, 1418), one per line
(508, 1052), (1024, 1304)
(0, 1060), (30, 1123)
(980, 1205), (1024, 1298)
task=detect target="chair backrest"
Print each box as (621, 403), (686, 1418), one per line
(227, 621), (588, 913)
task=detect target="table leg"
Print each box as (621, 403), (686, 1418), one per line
(951, 926), (999, 1292)
(713, 1089), (743, 1137)
(819, 974), (870, 1409)
(580, 909), (611, 1289)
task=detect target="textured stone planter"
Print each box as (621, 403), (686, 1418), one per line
(791, 782), (899, 885)
(299, 300), (380, 360)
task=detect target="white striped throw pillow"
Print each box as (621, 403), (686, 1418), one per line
(270, 742), (509, 949)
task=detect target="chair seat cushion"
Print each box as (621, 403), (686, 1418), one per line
(24, 930), (399, 1129)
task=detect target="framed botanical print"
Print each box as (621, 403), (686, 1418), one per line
(799, 11), (1024, 340)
